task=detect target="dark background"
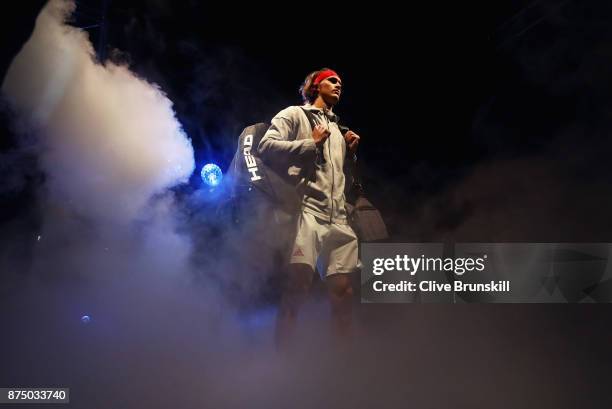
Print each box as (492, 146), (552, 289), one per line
(76, 0), (612, 241)
(5, 0), (612, 241)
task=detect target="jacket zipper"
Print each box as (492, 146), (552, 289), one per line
(325, 114), (334, 224)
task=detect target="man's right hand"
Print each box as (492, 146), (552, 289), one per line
(312, 124), (330, 147)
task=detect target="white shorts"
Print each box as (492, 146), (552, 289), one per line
(289, 210), (360, 278)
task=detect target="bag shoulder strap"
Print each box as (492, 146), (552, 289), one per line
(299, 106), (317, 131)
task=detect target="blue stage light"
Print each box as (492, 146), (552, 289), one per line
(81, 315), (91, 324)
(200, 163), (223, 187)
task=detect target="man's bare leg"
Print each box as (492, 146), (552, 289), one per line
(275, 263), (314, 350)
(326, 273), (354, 339)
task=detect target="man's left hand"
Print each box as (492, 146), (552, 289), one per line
(344, 130), (360, 155)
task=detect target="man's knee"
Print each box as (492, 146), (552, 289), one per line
(285, 263), (314, 293)
(327, 273), (354, 299)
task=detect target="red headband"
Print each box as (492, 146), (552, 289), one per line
(313, 69), (340, 85)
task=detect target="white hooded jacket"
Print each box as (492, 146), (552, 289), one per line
(258, 104), (350, 224)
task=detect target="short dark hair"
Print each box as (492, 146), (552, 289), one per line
(299, 67), (335, 104)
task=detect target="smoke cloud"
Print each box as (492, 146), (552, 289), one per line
(2, 0), (194, 225)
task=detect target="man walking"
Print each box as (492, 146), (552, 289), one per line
(258, 68), (361, 348)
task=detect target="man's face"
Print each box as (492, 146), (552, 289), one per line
(317, 76), (342, 105)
